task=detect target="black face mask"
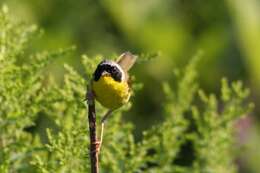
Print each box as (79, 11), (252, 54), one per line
(93, 60), (123, 82)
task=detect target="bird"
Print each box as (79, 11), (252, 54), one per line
(92, 52), (137, 111)
(89, 52), (137, 153)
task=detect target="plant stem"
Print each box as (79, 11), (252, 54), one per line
(86, 83), (99, 173)
(99, 109), (113, 153)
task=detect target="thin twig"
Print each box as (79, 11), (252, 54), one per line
(99, 110), (113, 153)
(99, 123), (104, 153)
(86, 82), (99, 173)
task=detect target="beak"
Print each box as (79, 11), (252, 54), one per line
(101, 71), (109, 76)
(101, 71), (110, 76)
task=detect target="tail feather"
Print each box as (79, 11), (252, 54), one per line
(117, 52), (137, 72)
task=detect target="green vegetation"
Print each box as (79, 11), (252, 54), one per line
(0, 6), (254, 173)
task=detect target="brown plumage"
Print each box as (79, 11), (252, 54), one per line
(117, 52), (137, 80)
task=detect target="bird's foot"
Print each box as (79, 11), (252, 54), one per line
(90, 140), (101, 154)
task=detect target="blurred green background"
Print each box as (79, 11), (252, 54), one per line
(1, 0), (260, 172)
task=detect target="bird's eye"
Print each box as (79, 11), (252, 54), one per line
(110, 65), (122, 82)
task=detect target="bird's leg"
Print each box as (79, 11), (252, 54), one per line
(98, 109), (113, 153)
(101, 109), (114, 124)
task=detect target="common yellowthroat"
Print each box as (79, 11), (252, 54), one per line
(89, 52), (137, 153)
(92, 52), (137, 110)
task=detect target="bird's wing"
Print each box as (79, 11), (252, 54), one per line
(116, 52), (137, 72)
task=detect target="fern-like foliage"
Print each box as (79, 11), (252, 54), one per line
(0, 5), (253, 173)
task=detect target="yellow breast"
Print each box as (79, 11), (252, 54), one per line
(92, 76), (130, 109)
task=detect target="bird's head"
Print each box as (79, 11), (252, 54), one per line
(93, 60), (125, 82)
